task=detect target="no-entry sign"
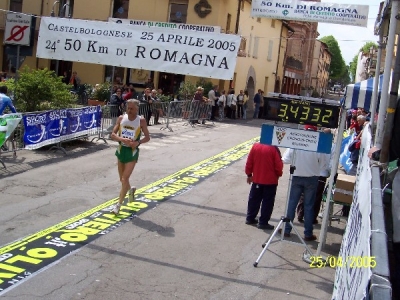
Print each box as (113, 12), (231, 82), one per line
(4, 13), (32, 46)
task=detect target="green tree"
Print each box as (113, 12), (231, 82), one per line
(337, 65), (351, 87)
(196, 78), (214, 97)
(2, 67), (76, 112)
(349, 41), (378, 82)
(320, 35), (346, 80)
(349, 55), (358, 82)
(178, 81), (197, 100)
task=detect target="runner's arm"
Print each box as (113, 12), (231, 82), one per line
(138, 117), (150, 146)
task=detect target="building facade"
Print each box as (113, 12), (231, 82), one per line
(1, 0), (291, 103)
(310, 40), (331, 97)
(281, 19), (318, 95)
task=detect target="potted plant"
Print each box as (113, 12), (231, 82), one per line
(88, 82), (111, 106)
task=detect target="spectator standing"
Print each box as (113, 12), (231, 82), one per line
(237, 90), (245, 119)
(217, 90), (226, 121)
(141, 88), (153, 126)
(145, 78), (155, 90)
(151, 89), (161, 125)
(0, 85), (17, 151)
(208, 85), (218, 121)
(245, 143), (283, 229)
(281, 148), (328, 240)
(191, 87), (204, 124)
(110, 88), (124, 118)
(62, 71), (70, 84)
(69, 71), (81, 91)
(227, 90), (237, 119)
(253, 89), (262, 119)
(296, 126), (331, 224)
(123, 86), (136, 101)
(0, 86), (16, 115)
(243, 90), (249, 119)
(258, 91), (265, 119)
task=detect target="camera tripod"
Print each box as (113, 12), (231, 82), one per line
(253, 152), (315, 267)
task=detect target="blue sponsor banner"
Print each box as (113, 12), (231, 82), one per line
(23, 112), (49, 150)
(47, 110), (62, 143)
(66, 108), (84, 137)
(23, 106), (102, 149)
(339, 133), (355, 174)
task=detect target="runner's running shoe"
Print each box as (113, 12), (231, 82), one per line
(128, 186), (136, 203)
(112, 203), (121, 215)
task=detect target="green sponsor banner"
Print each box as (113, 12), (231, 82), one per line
(0, 113), (22, 148)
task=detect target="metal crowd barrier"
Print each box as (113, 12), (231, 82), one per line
(160, 100), (214, 132)
(369, 165), (392, 299)
(161, 100), (190, 132)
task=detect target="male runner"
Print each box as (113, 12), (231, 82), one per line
(111, 99), (150, 214)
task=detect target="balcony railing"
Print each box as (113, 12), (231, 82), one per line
(285, 56), (303, 70)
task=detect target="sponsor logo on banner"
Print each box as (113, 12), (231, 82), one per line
(36, 17), (241, 80)
(275, 127), (287, 144)
(108, 18), (221, 33)
(251, 0), (369, 27)
(0, 137), (258, 295)
(272, 126), (319, 151)
(23, 106), (101, 149)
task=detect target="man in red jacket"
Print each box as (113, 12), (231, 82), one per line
(245, 143), (283, 229)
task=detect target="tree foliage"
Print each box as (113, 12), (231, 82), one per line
(2, 67), (76, 112)
(320, 35), (346, 79)
(349, 41), (378, 82)
(338, 65), (351, 87)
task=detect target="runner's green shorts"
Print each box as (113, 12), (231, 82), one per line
(115, 146), (139, 163)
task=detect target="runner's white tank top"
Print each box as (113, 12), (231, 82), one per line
(119, 114), (141, 147)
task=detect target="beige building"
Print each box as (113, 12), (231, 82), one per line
(310, 40), (331, 97)
(1, 0), (291, 103)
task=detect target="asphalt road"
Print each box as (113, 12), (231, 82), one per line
(0, 118), (345, 300)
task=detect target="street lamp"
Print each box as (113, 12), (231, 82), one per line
(61, 3), (71, 18)
(50, 1), (60, 17)
(50, 1), (71, 75)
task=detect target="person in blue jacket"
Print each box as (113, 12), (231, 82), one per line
(0, 86), (16, 115)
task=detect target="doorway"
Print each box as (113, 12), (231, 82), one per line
(50, 60), (73, 77)
(158, 72), (185, 96)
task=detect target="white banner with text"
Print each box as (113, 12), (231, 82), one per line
(36, 17), (240, 80)
(108, 18), (221, 33)
(251, 0), (369, 27)
(332, 124), (372, 300)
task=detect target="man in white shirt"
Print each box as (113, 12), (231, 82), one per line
(281, 143), (328, 241)
(208, 85), (218, 121)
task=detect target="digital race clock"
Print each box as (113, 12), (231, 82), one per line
(263, 94), (340, 128)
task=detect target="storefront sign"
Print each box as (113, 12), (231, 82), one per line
(251, 0), (369, 27)
(36, 17), (240, 80)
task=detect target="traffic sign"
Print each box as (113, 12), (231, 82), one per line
(4, 13), (32, 46)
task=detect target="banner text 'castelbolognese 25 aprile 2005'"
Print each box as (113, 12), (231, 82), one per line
(36, 17), (241, 80)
